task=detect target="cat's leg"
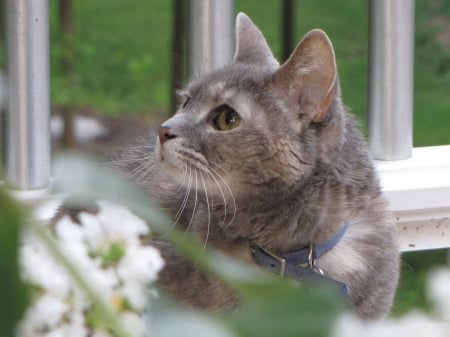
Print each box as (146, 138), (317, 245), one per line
(151, 240), (239, 311)
(348, 231), (400, 320)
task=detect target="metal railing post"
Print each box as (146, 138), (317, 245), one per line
(188, 0), (234, 79)
(4, 0), (51, 190)
(368, 0), (415, 160)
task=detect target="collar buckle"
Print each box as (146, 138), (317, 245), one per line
(252, 243), (286, 277)
(307, 244), (324, 275)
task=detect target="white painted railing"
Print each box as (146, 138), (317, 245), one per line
(377, 146), (450, 252)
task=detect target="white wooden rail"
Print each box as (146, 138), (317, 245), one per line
(377, 146), (450, 252)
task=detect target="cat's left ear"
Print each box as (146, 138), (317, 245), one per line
(233, 13), (279, 68)
(273, 29), (337, 123)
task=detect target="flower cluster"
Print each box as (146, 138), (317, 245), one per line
(17, 200), (164, 337)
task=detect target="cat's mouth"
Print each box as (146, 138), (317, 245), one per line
(156, 139), (236, 202)
(155, 137), (183, 179)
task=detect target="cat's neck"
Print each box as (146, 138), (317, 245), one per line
(215, 138), (378, 253)
(214, 172), (343, 252)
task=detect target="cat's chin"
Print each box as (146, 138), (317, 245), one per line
(156, 156), (182, 181)
(154, 142), (187, 184)
(158, 160), (182, 180)
(154, 141), (173, 167)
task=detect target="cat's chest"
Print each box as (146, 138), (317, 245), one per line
(212, 208), (308, 250)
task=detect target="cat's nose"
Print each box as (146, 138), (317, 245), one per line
(158, 126), (177, 145)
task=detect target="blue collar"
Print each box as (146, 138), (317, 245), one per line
(251, 223), (350, 296)
(282, 222), (349, 265)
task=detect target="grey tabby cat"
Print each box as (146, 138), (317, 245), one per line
(113, 13), (399, 320)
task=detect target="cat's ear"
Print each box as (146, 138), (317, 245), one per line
(273, 29), (337, 123)
(233, 13), (278, 68)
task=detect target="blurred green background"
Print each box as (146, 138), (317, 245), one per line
(40, 0), (450, 146)
(1, 0), (450, 317)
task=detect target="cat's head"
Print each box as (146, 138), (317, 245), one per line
(156, 13), (345, 202)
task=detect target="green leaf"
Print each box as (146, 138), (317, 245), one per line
(53, 154), (344, 337)
(0, 188), (29, 337)
(227, 279), (343, 337)
(101, 242), (125, 268)
(151, 296), (235, 337)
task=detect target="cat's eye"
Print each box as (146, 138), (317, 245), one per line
(210, 105), (241, 131)
(182, 96), (190, 109)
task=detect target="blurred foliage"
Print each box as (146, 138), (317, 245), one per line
(52, 154), (343, 337)
(392, 249), (448, 316)
(48, 0), (172, 115)
(0, 154), (447, 335)
(413, 0), (450, 146)
(151, 282), (342, 337)
(0, 188), (29, 337)
(226, 282), (342, 337)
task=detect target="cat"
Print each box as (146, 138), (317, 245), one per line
(112, 13), (400, 320)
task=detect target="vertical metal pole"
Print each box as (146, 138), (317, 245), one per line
(4, 0), (51, 190)
(0, 73), (5, 112)
(188, 0), (234, 79)
(281, 0), (295, 62)
(170, 0), (186, 114)
(368, 0), (414, 160)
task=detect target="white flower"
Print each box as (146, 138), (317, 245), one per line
(60, 305), (88, 337)
(332, 311), (448, 337)
(427, 268), (450, 322)
(121, 312), (147, 337)
(96, 200), (150, 245)
(18, 199), (164, 337)
(118, 245), (165, 284)
(332, 267), (450, 337)
(20, 242), (71, 299)
(54, 216), (85, 241)
(17, 294), (67, 336)
(91, 330), (112, 337)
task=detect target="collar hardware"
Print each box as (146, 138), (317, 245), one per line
(251, 243), (286, 277)
(251, 223), (351, 296)
(307, 244), (324, 275)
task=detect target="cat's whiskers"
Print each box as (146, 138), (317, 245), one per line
(107, 154), (153, 164)
(210, 161), (228, 175)
(185, 168), (198, 235)
(208, 165), (237, 229)
(135, 162), (156, 184)
(123, 144), (156, 151)
(161, 165), (191, 239)
(173, 165), (192, 224)
(199, 171), (211, 248)
(106, 146), (156, 165)
(126, 160), (148, 178)
(128, 158), (155, 183)
(204, 166), (227, 225)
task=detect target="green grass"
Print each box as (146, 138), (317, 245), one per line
(49, 0), (173, 115)
(41, 0), (450, 145)
(393, 250), (448, 316)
